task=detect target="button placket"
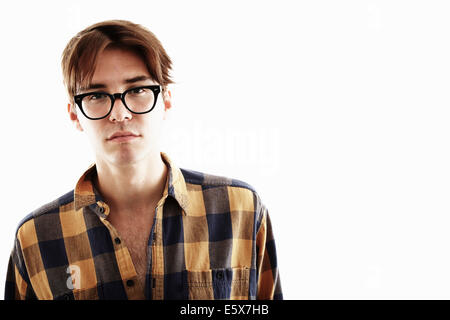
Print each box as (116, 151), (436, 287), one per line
(95, 201), (109, 219)
(97, 202), (140, 297)
(150, 205), (165, 300)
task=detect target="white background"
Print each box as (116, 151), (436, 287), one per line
(1, 0), (450, 299)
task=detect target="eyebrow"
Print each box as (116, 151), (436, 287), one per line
(80, 75), (153, 92)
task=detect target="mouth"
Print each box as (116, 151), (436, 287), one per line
(107, 131), (140, 143)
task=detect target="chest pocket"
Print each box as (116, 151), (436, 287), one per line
(187, 267), (250, 300)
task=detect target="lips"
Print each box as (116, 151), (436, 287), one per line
(107, 131), (140, 141)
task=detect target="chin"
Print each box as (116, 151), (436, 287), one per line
(115, 153), (142, 165)
(115, 148), (157, 166)
(101, 147), (138, 165)
(100, 142), (155, 166)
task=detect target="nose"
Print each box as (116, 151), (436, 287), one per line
(108, 96), (132, 122)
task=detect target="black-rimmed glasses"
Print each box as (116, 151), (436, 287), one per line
(74, 85), (161, 120)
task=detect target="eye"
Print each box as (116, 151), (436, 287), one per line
(129, 87), (150, 95)
(87, 93), (108, 101)
(131, 88), (143, 94)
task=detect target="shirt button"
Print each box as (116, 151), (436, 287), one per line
(126, 279), (134, 287)
(114, 237), (121, 245)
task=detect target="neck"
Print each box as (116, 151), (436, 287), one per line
(94, 152), (168, 216)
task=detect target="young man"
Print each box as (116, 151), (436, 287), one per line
(5, 20), (282, 300)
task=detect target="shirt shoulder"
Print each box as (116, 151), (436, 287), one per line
(179, 168), (266, 227)
(180, 168), (257, 192)
(15, 190), (75, 237)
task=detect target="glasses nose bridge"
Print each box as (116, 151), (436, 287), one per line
(111, 92), (126, 105)
(109, 92), (131, 122)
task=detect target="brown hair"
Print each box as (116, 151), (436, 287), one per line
(61, 19), (173, 103)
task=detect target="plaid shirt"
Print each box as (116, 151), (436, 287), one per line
(5, 153), (282, 300)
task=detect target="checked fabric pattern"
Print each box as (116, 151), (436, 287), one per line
(5, 153), (282, 300)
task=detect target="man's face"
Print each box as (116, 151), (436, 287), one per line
(68, 47), (171, 167)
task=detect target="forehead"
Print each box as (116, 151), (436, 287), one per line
(92, 47), (150, 80)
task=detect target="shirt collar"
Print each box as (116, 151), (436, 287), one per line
(73, 152), (190, 215)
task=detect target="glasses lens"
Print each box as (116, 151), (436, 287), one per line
(81, 93), (111, 119)
(124, 87), (155, 113)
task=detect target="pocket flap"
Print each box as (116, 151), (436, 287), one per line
(187, 267), (250, 300)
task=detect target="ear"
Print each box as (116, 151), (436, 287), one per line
(68, 103), (84, 132)
(162, 88), (172, 120)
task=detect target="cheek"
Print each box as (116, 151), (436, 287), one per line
(144, 106), (165, 130)
(141, 118), (159, 137)
(81, 121), (105, 143)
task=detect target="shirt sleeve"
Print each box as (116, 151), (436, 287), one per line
(4, 238), (36, 300)
(255, 203), (283, 300)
